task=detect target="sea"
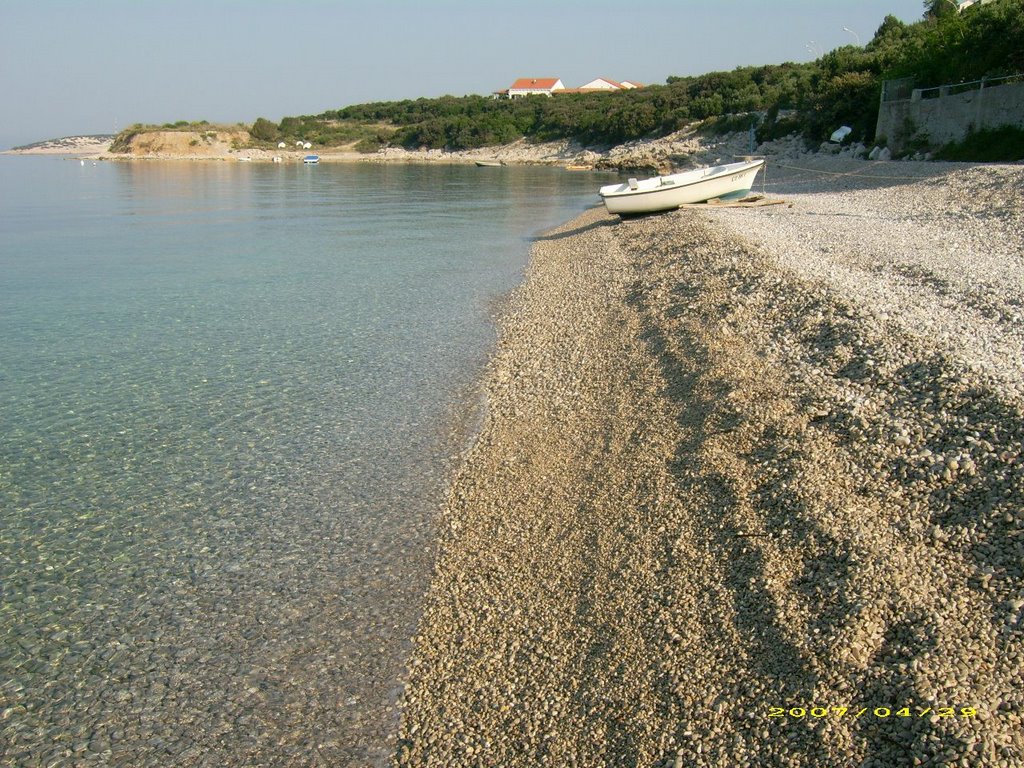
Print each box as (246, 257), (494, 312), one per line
(0, 156), (613, 767)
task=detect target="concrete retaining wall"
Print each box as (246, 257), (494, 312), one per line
(876, 80), (1024, 152)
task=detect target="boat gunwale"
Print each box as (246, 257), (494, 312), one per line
(599, 159), (764, 200)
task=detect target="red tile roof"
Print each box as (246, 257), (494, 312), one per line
(509, 78), (561, 90)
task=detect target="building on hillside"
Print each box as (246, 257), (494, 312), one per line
(504, 78), (565, 98)
(578, 77), (625, 92)
(577, 78), (643, 92)
(495, 77), (643, 98)
(956, 0), (994, 10)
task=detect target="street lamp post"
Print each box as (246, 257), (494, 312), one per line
(842, 26), (861, 45)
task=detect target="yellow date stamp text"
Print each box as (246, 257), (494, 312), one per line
(767, 706), (977, 719)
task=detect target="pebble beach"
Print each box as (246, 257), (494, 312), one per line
(395, 159), (1024, 766)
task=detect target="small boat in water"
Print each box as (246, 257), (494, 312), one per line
(303, 155), (320, 164)
(599, 158), (765, 215)
(475, 160), (503, 167)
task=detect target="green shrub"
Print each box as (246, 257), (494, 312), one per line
(250, 117), (279, 142)
(934, 125), (1024, 161)
(115, 1), (1024, 155)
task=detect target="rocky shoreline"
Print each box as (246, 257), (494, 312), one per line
(395, 162), (1024, 766)
(1, 126), (884, 173)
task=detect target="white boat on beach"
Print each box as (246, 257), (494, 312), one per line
(303, 155), (320, 164)
(599, 158), (765, 215)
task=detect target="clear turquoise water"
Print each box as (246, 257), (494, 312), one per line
(0, 156), (612, 766)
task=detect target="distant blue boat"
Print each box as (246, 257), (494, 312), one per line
(303, 155), (320, 164)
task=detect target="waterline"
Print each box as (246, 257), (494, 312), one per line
(0, 157), (613, 766)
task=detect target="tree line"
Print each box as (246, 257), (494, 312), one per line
(251, 0), (1021, 154)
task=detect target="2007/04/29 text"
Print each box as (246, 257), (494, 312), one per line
(768, 706), (977, 719)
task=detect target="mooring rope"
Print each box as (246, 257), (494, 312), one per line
(768, 162), (947, 183)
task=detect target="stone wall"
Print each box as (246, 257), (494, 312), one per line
(876, 79), (1024, 152)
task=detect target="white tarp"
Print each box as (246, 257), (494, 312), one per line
(830, 126), (853, 143)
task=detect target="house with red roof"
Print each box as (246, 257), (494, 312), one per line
(578, 77), (624, 92)
(578, 78), (644, 92)
(495, 77), (643, 98)
(505, 78), (565, 98)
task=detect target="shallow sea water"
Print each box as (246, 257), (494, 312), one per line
(0, 157), (611, 766)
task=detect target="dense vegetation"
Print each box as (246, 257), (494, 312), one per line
(935, 125), (1024, 161)
(116, 1), (1023, 158)
(294, 0), (1019, 154)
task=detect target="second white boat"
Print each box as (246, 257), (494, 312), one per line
(599, 158), (765, 215)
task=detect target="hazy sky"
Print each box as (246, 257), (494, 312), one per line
(1, 0), (928, 148)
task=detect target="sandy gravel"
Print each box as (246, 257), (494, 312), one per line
(717, 158), (1024, 400)
(396, 160), (1024, 766)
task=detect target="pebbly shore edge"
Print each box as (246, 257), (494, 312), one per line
(394, 161), (1024, 766)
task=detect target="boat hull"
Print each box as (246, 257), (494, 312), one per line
(599, 159), (764, 215)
